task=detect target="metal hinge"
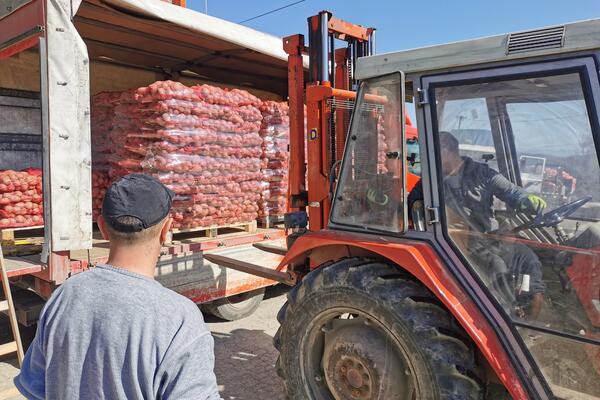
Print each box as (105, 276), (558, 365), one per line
(426, 206), (440, 224)
(417, 88), (428, 106)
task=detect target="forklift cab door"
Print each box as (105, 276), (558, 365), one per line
(423, 57), (600, 399)
(330, 72), (407, 234)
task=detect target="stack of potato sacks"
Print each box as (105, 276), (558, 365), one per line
(258, 101), (289, 219)
(377, 116), (390, 174)
(91, 91), (120, 220)
(0, 169), (43, 228)
(92, 81), (264, 229)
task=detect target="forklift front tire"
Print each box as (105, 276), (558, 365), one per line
(274, 258), (483, 400)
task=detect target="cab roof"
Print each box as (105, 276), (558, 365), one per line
(356, 18), (600, 80)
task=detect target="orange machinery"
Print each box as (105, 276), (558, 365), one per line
(206, 13), (600, 400)
(283, 11), (418, 231)
(283, 11), (376, 230)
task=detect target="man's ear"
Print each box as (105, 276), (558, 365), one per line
(97, 215), (110, 241)
(159, 217), (173, 244)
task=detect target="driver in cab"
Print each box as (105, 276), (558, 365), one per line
(407, 131), (547, 318)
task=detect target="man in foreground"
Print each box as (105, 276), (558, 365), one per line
(15, 174), (222, 400)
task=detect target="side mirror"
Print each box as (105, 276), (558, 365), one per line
(407, 153), (419, 165)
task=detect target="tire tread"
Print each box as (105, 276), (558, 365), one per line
(275, 258), (483, 400)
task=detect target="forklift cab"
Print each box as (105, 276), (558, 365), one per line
(330, 21), (600, 400)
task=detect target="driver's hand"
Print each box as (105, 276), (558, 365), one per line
(520, 194), (547, 214)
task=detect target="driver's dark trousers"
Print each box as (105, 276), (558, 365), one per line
(471, 238), (546, 306)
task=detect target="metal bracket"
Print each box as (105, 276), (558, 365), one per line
(290, 191), (308, 208)
(427, 206), (440, 224)
(417, 88), (428, 106)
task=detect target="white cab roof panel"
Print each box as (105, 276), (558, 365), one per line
(356, 19), (600, 80)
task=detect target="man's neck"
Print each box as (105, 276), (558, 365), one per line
(106, 244), (159, 279)
(447, 158), (465, 176)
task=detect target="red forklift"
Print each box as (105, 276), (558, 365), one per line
(208, 13), (600, 399)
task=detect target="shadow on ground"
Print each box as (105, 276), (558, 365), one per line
(213, 328), (285, 399)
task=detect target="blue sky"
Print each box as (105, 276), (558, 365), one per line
(188, 0), (600, 53)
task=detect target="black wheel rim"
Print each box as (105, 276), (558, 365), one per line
(300, 306), (420, 400)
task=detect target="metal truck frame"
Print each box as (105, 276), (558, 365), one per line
(0, 0), (295, 324)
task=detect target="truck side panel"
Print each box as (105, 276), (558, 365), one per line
(156, 243), (284, 303)
(43, 0), (92, 256)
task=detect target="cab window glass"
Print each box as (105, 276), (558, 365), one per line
(507, 99), (600, 220)
(434, 72), (600, 399)
(407, 139), (421, 175)
(438, 96), (499, 172)
(331, 74), (405, 232)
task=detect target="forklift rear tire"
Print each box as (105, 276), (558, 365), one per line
(204, 288), (265, 321)
(274, 258), (483, 400)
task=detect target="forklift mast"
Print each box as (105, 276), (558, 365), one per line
(283, 11), (376, 231)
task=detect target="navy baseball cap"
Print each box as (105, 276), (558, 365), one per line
(102, 173), (175, 233)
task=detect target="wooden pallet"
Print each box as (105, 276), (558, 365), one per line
(257, 215), (285, 229)
(1, 243), (43, 257)
(0, 225), (44, 245)
(168, 220), (257, 243)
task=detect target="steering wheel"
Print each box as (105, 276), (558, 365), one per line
(512, 196), (592, 233)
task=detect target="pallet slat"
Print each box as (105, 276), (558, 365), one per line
(0, 341), (17, 357)
(167, 221), (257, 243)
(1, 225), (44, 244)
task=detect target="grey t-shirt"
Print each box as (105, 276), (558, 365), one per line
(14, 264), (222, 400)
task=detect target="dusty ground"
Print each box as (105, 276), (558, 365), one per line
(0, 286), (288, 400)
(208, 286), (287, 400)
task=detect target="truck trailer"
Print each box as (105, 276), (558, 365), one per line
(0, 0), (300, 325)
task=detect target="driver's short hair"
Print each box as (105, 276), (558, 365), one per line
(439, 131), (459, 156)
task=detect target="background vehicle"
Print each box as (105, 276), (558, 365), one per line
(212, 15), (600, 399)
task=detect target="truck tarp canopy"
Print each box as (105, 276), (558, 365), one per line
(75, 0), (293, 95)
